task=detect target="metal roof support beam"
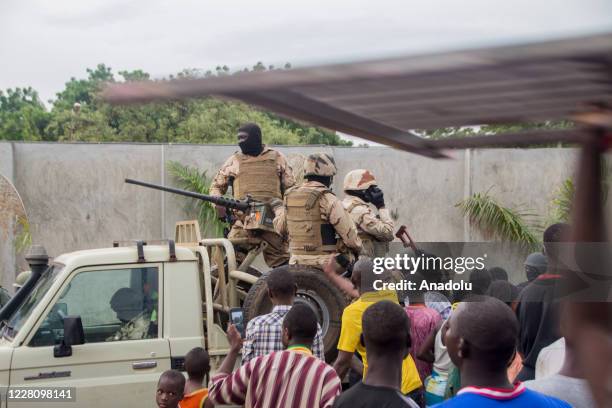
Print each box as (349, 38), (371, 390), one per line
(225, 90), (446, 158)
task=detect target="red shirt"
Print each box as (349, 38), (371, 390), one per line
(405, 304), (442, 381)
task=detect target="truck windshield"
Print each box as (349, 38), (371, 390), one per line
(3, 264), (63, 340)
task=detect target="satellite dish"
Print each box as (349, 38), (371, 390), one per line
(0, 174), (30, 286)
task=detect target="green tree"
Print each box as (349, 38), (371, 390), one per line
(52, 63), (114, 111)
(45, 106), (116, 142)
(420, 121), (573, 141)
(0, 87), (51, 141)
(2, 62), (352, 145)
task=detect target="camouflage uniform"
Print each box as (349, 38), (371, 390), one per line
(210, 146), (295, 267)
(274, 154), (362, 269)
(342, 169), (394, 257)
(107, 312), (152, 341)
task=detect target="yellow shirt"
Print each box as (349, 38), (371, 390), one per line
(337, 290), (422, 394)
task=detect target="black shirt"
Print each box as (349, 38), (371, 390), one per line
(333, 382), (419, 408)
(516, 276), (562, 370)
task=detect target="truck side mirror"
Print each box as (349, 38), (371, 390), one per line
(53, 316), (84, 358)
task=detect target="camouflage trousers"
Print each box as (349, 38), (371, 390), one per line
(228, 225), (289, 268)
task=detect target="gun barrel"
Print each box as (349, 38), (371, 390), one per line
(125, 178), (251, 211)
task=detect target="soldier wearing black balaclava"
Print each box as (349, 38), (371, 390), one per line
(237, 123), (264, 156)
(209, 123), (295, 267)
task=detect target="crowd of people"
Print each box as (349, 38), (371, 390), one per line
(149, 124), (599, 407)
(153, 222), (597, 408)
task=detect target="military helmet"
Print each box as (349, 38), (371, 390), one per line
(343, 169), (377, 191)
(13, 270), (31, 289)
(303, 153), (337, 177)
(110, 287), (144, 321)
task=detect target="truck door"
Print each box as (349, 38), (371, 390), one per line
(9, 265), (169, 408)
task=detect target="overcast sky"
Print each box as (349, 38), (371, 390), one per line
(1, 0), (611, 104)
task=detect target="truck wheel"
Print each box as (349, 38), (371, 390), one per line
(243, 265), (347, 362)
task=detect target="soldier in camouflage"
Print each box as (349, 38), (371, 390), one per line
(107, 287), (151, 341)
(342, 169), (394, 257)
(209, 123), (294, 267)
(273, 153), (362, 269)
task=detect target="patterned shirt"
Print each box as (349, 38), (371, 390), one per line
(208, 347), (341, 408)
(242, 305), (325, 363)
(404, 304), (442, 382)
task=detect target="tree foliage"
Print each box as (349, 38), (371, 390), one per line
(0, 63), (351, 146)
(0, 87), (50, 141)
(419, 121), (574, 142)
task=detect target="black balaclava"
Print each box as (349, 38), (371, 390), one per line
(306, 175), (333, 187)
(346, 185), (385, 208)
(237, 123), (263, 156)
(346, 189), (368, 201)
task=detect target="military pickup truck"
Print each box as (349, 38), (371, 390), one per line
(0, 239), (236, 407)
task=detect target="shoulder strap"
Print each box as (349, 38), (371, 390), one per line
(305, 188), (326, 209)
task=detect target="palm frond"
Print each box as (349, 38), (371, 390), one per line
(14, 216), (32, 253)
(551, 178), (574, 223)
(166, 161), (226, 238)
(456, 190), (539, 248)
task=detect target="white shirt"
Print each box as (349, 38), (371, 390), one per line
(535, 337), (565, 379)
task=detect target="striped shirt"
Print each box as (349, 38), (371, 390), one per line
(242, 305), (325, 363)
(208, 347), (342, 408)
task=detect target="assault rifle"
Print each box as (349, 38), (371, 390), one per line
(125, 178), (275, 232)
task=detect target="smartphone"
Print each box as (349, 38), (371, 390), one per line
(229, 307), (245, 338)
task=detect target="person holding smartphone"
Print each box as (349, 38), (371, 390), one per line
(241, 266), (325, 363)
(208, 304), (341, 408)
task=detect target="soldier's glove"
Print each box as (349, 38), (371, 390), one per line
(365, 186), (385, 209)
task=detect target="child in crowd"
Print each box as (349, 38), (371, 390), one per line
(181, 347), (213, 408)
(156, 370), (185, 408)
(435, 296), (571, 407)
(418, 320), (451, 406)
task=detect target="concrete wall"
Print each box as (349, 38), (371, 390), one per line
(1, 141), (582, 288)
(0, 143), (16, 290)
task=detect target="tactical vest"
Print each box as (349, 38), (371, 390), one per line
(233, 151), (282, 201)
(286, 187), (338, 255)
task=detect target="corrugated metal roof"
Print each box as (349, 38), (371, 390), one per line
(103, 32), (612, 157)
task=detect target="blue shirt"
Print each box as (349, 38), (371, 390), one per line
(434, 382), (571, 408)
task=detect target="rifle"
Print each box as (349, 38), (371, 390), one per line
(125, 178), (275, 232)
(395, 225), (419, 253)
